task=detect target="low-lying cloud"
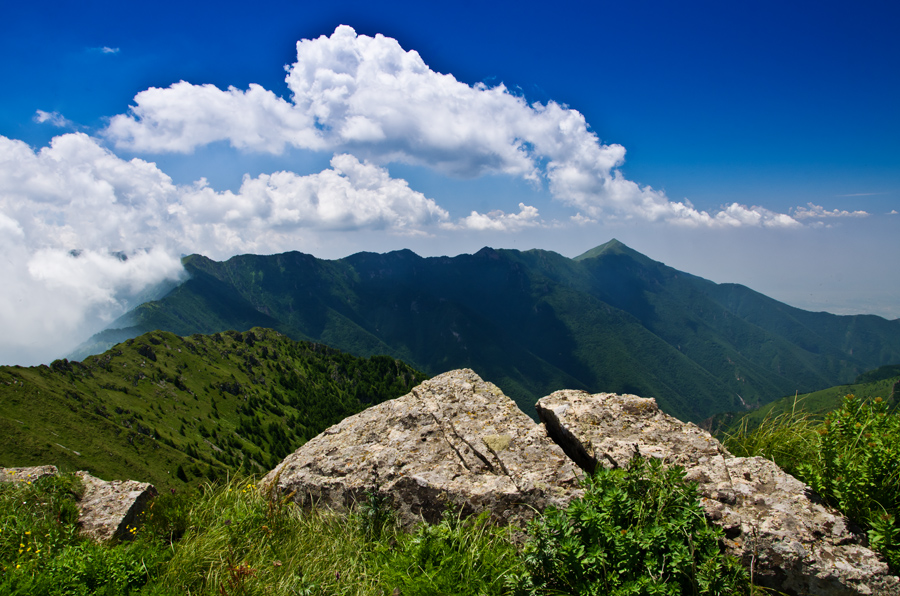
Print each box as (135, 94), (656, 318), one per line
(0, 133), (449, 364)
(3, 25), (860, 365)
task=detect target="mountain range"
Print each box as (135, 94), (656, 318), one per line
(72, 239), (900, 422)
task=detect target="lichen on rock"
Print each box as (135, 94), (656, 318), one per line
(536, 389), (900, 596)
(262, 369), (581, 528)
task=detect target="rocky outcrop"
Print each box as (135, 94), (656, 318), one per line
(262, 369), (581, 528)
(0, 466), (156, 543)
(75, 471), (157, 542)
(536, 389), (900, 596)
(0, 465), (60, 483)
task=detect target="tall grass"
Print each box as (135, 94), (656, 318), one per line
(722, 393), (820, 477)
(2, 474), (522, 596)
(2, 463), (757, 596)
(724, 394), (900, 571)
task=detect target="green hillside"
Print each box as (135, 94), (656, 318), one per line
(0, 328), (426, 488)
(711, 363), (900, 435)
(71, 240), (900, 423)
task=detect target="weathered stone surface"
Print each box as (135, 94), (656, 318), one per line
(262, 369), (581, 528)
(0, 465), (59, 483)
(75, 471), (157, 542)
(537, 389), (900, 596)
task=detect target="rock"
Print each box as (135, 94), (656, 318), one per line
(0, 465), (59, 483)
(536, 389), (900, 596)
(1, 466), (156, 542)
(75, 472), (157, 542)
(262, 369), (581, 528)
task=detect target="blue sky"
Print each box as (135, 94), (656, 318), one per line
(1, 0), (898, 365)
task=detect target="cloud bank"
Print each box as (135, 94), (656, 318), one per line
(0, 133), (448, 364)
(106, 25), (800, 228)
(5, 25), (858, 365)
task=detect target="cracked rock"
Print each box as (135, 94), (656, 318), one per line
(262, 369), (581, 528)
(536, 389), (900, 596)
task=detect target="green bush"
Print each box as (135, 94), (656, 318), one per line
(798, 395), (900, 569)
(511, 456), (749, 596)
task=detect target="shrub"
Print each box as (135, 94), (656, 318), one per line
(511, 456), (749, 595)
(797, 395), (900, 569)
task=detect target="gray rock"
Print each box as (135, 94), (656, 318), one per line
(536, 389), (900, 596)
(0, 465), (59, 483)
(262, 369), (581, 528)
(1, 465), (156, 542)
(75, 471), (157, 542)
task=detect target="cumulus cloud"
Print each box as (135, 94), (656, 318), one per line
(0, 133), (447, 364)
(105, 25), (800, 227)
(447, 203), (541, 232)
(792, 203), (869, 219)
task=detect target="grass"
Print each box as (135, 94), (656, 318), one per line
(0, 328), (426, 490)
(724, 393), (900, 571)
(1, 473), (523, 596)
(722, 393), (821, 477)
(2, 460), (755, 596)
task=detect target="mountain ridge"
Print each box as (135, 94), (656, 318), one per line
(70, 240), (900, 422)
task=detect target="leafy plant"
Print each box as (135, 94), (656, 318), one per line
(373, 508), (521, 596)
(511, 456), (749, 596)
(797, 395), (900, 569)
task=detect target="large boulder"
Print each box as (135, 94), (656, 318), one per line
(75, 471), (157, 542)
(262, 369), (581, 528)
(536, 389), (900, 596)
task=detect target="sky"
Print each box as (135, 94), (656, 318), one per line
(1, 0), (898, 366)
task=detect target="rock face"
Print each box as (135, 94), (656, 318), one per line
(0, 466), (155, 543)
(536, 389), (900, 596)
(75, 471), (157, 542)
(262, 369), (581, 528)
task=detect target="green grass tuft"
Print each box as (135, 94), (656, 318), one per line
(726, 393), (900, 572)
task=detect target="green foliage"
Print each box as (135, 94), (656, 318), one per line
(511, 457), (749, 596)
(373, 509), (521, 596)
(0, 328), (426, 489)
(797, 395), (900, 569)
(0, 474), (169, 595)
(726, 393), (900, 571)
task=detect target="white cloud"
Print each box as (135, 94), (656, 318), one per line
(792, 203), (869, 219)
(0, 133), (448, 364)
(101, 46), (120, 54)
(447, 202), (541, 232)
(105, 25), (802, 227)
(107, 82), (320, 154)
(33, 110), (73, 128)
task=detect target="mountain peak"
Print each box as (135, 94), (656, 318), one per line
(573, 239), (643, 262)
